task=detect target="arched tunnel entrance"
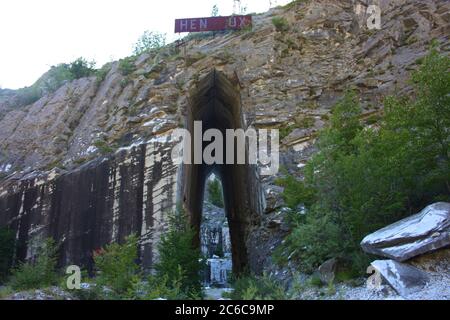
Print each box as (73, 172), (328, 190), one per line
(181, 69), (261, 275)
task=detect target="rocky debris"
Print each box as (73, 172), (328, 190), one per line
(318, 258), (338, 284)
(3, 287), (75, 300)
(361, 202), (450, 261)
(326, 270), (450, 300)
(370, 260), (430, 297)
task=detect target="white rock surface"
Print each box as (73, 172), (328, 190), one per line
(371, 260), (430, 297)
(361, 202), (450, 261)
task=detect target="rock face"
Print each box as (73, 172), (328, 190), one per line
(371, 260), (430, 297)
(0, 0), (449, 274)
(0, 134), (179, 270)
(361, 203), (450, 261)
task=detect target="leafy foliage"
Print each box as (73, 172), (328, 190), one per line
(133, 31), (166, 56)
(207, 177), (224, 208)
(275, 48), (450, 274)
(154, 207), (204, 299)
(93, 234), (140, 298)
(0, 227), (15, 283)
(11, 57), (96, 108)
(9, 238), (59, 290)
(272, 17), (289, 32)
(118, 56), (137, 76)
(226, 273), (287, 300)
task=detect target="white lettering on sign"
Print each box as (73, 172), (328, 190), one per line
(200, 19), (208, 30)
(190, 19), (197, 30)
(239, 16), (247, 27)
(229, 17), (237, 28)
(180, 19), (188, 32)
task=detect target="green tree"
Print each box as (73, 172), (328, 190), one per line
(275, 48), (450, 274)
(155, 207), (204, 298)
(207, 177), (224, 208)
(93, 234), (140, 298)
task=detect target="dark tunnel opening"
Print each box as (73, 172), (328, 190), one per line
(181, 69), (258, 275)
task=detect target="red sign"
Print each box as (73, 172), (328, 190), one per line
(175, 15), (252, 33)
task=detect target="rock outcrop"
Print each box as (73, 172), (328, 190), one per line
(361, 202), (450, 261)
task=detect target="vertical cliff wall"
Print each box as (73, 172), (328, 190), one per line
(0, 133), (178, 270)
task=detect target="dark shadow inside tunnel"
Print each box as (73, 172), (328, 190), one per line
(181, 69), (259, 275)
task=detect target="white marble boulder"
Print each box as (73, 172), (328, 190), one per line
(361, 202), (450, 261)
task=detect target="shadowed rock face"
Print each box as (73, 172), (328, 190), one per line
(0, 135), (178, 271)
(181, 70), (263, 274)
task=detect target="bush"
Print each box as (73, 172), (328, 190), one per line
(94, 139), (114, 155)
(272, 17), (289, 32)
(0, 227), (15, 283)
(95, 63), (112, 84)
(226, 273), (287, 300)
(274, 48), (450, 275)
(128, 267), (196, 300)
(12, 57), (96, 108)
(93, 234), (140, 298)
(67, 57), (96, 79)
(275, 169), (315, 209)
(9, 238), (59, 290)
(154, 207), (204, 299)
(207, 177), (224, 208)
(133, 31), (166, 56)
(118, 57), (137, 76)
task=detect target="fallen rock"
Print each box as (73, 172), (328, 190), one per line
(318, 258), (338, 284)
(371, 260), (430, 297)
(361, 202), (450, 261)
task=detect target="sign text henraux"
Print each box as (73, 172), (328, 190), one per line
(175, 15), (252, 33)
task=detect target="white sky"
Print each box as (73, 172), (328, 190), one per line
(0, 0), (290, 89)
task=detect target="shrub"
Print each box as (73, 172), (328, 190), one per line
(226, 273), (287, 300)
(94, 139), (114, 155)
(272, 17), (289, 32)
(154, 207), (204, 299)
(275, 169), (315, 209)
(93, 234), (140, 298)
(207, 178), (224, 208)
(133, 31), (166, 56)
(0, 227), (15, 283)
(9, 238), (59, 290)
(68, 57), (96, 79)
(130, 267), (196, 300)
(118, 57), (137, 76)
(95, 63), (112, 84)
(274, 48), (450, 275)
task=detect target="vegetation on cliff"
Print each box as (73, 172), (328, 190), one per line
(274, 47), (450, 274)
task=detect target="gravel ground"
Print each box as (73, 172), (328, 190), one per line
(297, 272), (450, 300)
